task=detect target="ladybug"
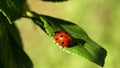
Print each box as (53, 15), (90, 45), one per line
(54, 30), (72, 47)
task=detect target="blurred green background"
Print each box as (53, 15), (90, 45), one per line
(15, 0), (120, 68)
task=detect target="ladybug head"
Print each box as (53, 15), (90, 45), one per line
(53, 31), (61, 36)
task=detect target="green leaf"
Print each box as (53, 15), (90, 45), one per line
(0, 0), (24, 23)
(26, 11), (107, 67)
(0, 12), (33, 68)
(42, 0), (68, 2)
(40, 17), (54, 36)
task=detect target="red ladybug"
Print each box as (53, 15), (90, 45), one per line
(54, 30), (72, 47)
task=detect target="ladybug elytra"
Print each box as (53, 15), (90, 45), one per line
(54, 30), (72, 47)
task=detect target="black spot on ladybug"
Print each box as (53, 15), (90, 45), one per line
(65, 37), (68, 38)
(56, 38), (58, 40)
(60, 36), (63, 38)
(62, 42), (64, 44)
